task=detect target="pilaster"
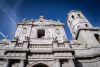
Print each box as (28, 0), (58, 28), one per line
(3, 59), (9, 67)
(19, 59), (25, 67)
(68, 59), (75, 67)
(55, 59), (60, 67)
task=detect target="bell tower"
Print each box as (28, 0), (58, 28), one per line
(67, 10), (100, 47)
(67, 10), (93, 38)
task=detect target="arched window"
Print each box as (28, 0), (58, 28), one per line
(71, 15), (74, 19)
(85, 24), (88, 27)
(78, 14), (80, 17)
(94, 34), (100, 43)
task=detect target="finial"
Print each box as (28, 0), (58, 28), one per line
(57, 19), (60, 23)
(39, 16), (44, 22)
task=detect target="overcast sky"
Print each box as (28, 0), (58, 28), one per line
(0, 0), (100, 40)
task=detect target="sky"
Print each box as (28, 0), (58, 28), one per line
(0, 0), (100, 40)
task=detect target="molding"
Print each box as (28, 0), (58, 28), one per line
(5, 48), (29, 52)
(52, 48), (74, 52)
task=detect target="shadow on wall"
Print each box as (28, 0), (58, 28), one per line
(32, 63), (49, 67)
(75, 60), (83, 67)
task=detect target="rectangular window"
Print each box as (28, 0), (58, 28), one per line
(37, 29), (45, 38)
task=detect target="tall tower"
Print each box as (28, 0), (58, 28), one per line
(67, 10), (93, 38)
(67, 10), (100, 47)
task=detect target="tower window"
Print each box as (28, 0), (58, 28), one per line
(94, 34), (100, 43)
(78, 14), (80, 17)
(85, 24), (88, 27)
(71, 15), (74, 19)
(37, 29), (45, 38)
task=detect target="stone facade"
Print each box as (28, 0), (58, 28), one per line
(0, 10), (100, 67)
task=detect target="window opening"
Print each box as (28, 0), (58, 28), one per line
(37, 29), (45, 38)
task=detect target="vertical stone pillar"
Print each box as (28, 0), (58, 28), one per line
(97, 60), (100, 67)
(19, 60), (25, 67)
(68, 59), (75, 67)
(3, 59), (9, 67)
(55, 59), (60, 67)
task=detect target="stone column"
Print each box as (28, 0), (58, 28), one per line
(68, 59), (75, 67)
(19, 60), (25, 67)
(3, 59), (9, 67)
(55, 59), (60, 67)
(97, 60), (100, 67)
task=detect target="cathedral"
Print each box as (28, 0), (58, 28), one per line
(0, 10), (100, 67)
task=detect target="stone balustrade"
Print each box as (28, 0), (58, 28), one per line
(30, 38), (53, 44)
(29, 44), (53, 48)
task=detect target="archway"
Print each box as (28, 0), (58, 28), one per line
(32, 63), (49, 67)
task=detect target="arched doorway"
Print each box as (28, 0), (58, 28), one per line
(32, 63), (49, 67)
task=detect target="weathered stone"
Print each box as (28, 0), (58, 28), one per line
(0, 10), (100, 67)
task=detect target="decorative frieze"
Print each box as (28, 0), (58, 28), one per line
(28, 54), (54, 59)
(29, 44), (53, 48)
(30, 38), (53, 44)
(58, 43), (65, 47)
(6, 52), (26, 60)
(54, 52), (73, 59)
